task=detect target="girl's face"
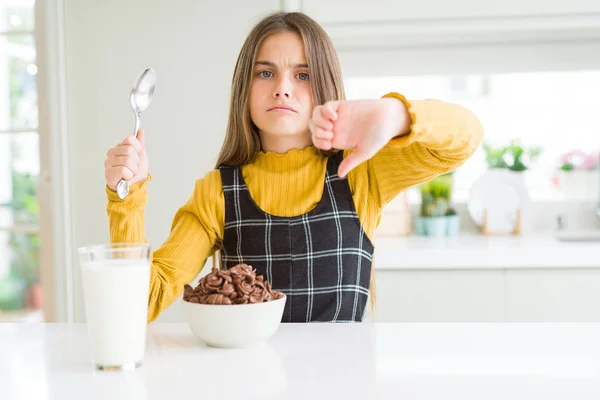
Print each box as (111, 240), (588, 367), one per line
(249, 31), (313, 142)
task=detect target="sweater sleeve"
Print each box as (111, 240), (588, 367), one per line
(347, 92), (484, 209)
(106, 170), (224, 322)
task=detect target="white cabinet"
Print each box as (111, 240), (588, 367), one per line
(506, 269), (600, 322)
(374, 267), (600, 322)
(374, 270), (504, 322)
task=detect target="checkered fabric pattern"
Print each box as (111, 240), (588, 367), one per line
(219, 151), (374, 323)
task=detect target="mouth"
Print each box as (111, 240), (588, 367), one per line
(267, 105), (297, 113)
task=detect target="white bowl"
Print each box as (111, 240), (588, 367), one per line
(181, 295), (287, 348)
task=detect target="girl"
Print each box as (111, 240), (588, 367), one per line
(104, 12), (483, 323)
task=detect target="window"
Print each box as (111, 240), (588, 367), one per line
(345, 70), (600, 204)
(0, 1), (42, 321)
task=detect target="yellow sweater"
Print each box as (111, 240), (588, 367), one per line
(106, 93), (484, 322)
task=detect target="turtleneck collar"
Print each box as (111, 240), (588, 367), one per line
(250, 145), (325, 173)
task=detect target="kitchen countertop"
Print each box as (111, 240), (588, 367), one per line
(373, 232), (600, 269)
(3, 322), (600, 399)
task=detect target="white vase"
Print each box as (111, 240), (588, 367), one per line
(507, 170), (528, 188)
(557, 170), (599, 201)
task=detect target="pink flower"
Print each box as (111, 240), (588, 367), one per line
(558, 149), (599, 170)
(581, 153), (599, 170)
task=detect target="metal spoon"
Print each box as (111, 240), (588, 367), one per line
(117, 68), (156, 199)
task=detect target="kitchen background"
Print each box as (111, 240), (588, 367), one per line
(0, 0), (599, 324)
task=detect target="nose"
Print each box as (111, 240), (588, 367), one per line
(273, 76), (292, 99)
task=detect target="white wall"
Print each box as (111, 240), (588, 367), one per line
(51, 0), (600, 323)
(61, 0), (281, 322)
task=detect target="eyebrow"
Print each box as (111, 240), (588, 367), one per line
(255, 60), (309, 69)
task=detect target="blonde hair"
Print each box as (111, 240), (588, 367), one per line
(214, 11), (377, 315)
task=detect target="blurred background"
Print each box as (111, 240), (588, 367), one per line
(1, 0), (599, 323)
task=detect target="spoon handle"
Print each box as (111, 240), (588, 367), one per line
(133, 112), (140, 137)
(116, 112), (141, 199)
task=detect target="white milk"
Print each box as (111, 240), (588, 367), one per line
(81, 258), (150, 367)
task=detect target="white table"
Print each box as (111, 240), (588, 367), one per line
(3, 322), (600, 399)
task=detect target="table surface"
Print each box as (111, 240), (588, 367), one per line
(3, 322), (600, 400)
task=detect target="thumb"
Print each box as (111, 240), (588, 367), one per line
(338, 148), (371, 179)
(137, 129), (146, 149)
(325, 101), (342, 121)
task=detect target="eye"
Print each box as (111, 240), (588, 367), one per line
(297, 72), (309, 81)
(258, 71), (273, 78)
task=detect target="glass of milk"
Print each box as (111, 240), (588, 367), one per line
(77, 243), (151, 371)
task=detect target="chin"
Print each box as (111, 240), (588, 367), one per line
(258, 121), (307, 137)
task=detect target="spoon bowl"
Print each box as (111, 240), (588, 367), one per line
(130, 68), (156, 137)
(130, 68), (156, 115)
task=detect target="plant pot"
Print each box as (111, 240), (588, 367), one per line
(557, 170), (599, 201)
(422, 217), (448, 237)
(28, 283), (43, 309)
(445, 215), (461, 236)
(414, 216), (426, 236)
(507, 169), (526, 181)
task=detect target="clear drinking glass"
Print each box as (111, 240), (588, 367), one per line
(77, 243), (151, 371)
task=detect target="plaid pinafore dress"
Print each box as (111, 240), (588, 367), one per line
(218, 151), (374, 322)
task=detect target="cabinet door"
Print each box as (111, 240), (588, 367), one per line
(302, 0), (600, 24)
(506, 269), (600, 322)
(373, 269), (504, 322)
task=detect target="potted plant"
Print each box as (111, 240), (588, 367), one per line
(445, 207), (460, 236)
(481, 139), (542, 199)
(483, 139), (542, 174)
(415, 173), (460, 237)
(555, 149), (599, 200)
